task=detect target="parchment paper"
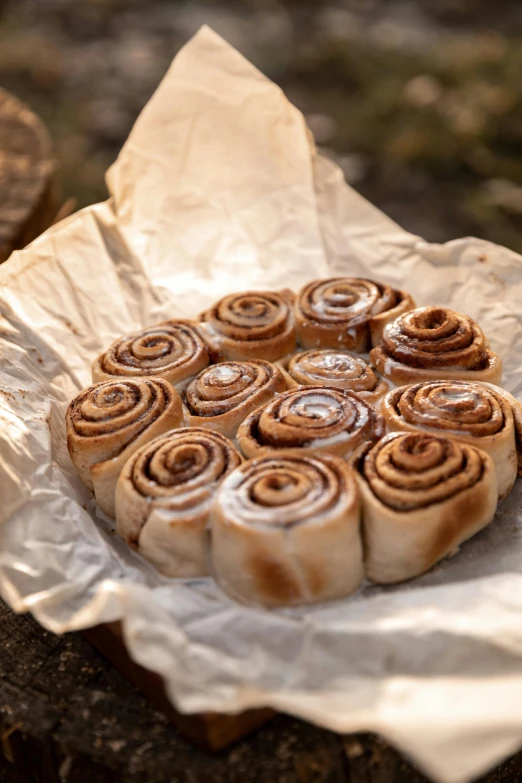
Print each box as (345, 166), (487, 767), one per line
(1, 27), (522, 783)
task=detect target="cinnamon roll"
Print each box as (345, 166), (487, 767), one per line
(92, 320), (216, 389)
(66, 378), (183, 518)
(184, 360), (287, 439)
(295, 277), (414, 352)
(370, 306), (502, 385)
(115, 428), (241, 578)
(280, 349), (388, 403)
(382, 381), (521, 499)
(358, 432), (497, 584)
(237, 386), (384, 462)
(211, 452), (363, 607)
(199, 289), (296, 362)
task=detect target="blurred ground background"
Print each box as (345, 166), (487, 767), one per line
(1, 0), (522, 252)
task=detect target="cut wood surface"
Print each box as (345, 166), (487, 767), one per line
(82, 621), (275, 752)
(0, 600), (521, 783)
(0, 87), (59, 263)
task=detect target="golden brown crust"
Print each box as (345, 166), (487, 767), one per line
(358, 432), (498, 583)
(92, 319), (213, 389)
(236, 385), (385, 461)
(295, 277), (415, 352)
(115, 428), (241, 578)
(370, 306), (502, 385)
(247, 553), (303, 605)
(210, 451), (363, 607)
(184, 360), (287, 439)
(280, 349), (388, 403)
(66, 378), (184, 517)
(199, 289), (296, 362)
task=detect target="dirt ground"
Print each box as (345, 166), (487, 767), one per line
(1, 0), (522, 253)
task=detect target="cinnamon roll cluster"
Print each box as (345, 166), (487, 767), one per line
(65, 277), (518, 607)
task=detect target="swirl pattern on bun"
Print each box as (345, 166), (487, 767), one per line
(92, 320), (215, 389)
(281, 349), (388, 403)
(358, 432), (497, 583)
(67, 378), (183, 517)
(295, 277), (414, 351)
(200, 290), (296, 361)
(211, 452), (363, 607)
(184, 359), (287, 438)
(370, 306), (502, 385)
(116, 428), (241, 577)
(237, 385), (385, 462)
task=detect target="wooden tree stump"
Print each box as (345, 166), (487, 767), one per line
(0, 88), (60, 263)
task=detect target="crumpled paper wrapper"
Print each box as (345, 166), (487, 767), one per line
(1, 27), (522, 783)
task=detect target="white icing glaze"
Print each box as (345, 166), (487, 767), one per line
(312, 353), (353, 371)
(384, 358), (396, 377)
(296, 393), (340, 420)
(208, 364), (238, 382)
(303, 403), (334, 418)
(439, 389), (478, 403)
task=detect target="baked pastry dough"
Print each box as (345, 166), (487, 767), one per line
(295, 277), (414, 352)
(67, 378), (183, 517)
(370, 306), (502, 385)
(484, 383), (522, 475)
(92, 320), (215, 389)
(115, 428), (241, 577)
(211, 451), (363, 607)
(237, 385), (385, 461)
(280, 349), (388, 403)
(358, 432), (497, 583)
(184, 360), (287, 439)
(381, 380), (522, 499)
(199, 290), (296, 361)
